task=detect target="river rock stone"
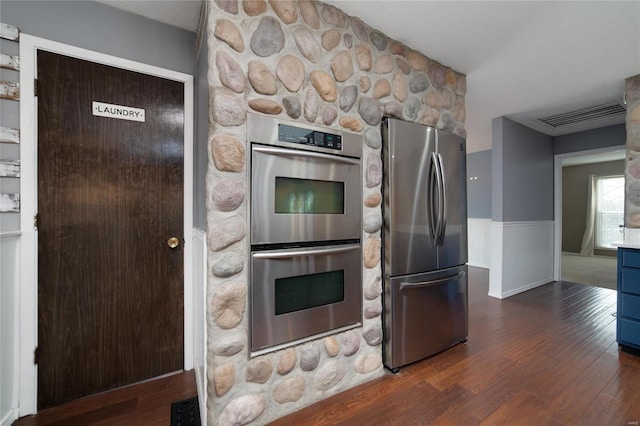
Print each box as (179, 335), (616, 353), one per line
(310, 70), (337, 102)
(299, 0), (320, 29)
(629, 158), (640, 179)
(628, 181), (640, 206)
(354, 353), (382, 374)
(404, 97), (421, 121)
(269, 0), (297, 24)
(321, 4), (349, 28)
(373, 79), (391, 99)
(359, 97), (383, 126)
(209, 215), (245, 251)
(453, 100), (466, 122)
(218, 394), (266, 426)
(248, 60), (277, 95)
(355, 45), (372, 71)
(211, 280), (246, 329)
(246, 356), (273, 384)
(389, 41), (408, 56)
(214, 19), (245, 52)
(214, 331), (245, 356)
(384, 101), (403, 118)
(293, 26), (322, 63)
(331, 50), (354, 82)
(276, 54), (305, 92)
(456, 75), (467, 95)
(363, 324), (382, 346)
(283, 96), (302, 119)
(342, 330), (360, 356)
(428, 62), (446, 89)
(243, 0), (266, 16)
(409, 74), (429, 93)
(631, 104), (640, 125)
(322, 29), (341, 51)
(248, 98), (282, 115)
(300, 344), (320, 371)
(213, 362), (235, 396)
(373, 55), (394, 74)
(425, 90), (440, 108)
(339, 116), (364, 132)
(250, 16), (284, 57)
(212, 135), (245, 172)
(364, 192), (382, 207)
(217, 50), (245, 93)
(392, 73), (407, 102)
(211, 178), (245, 211)
(364, 302), (382, 319)
(359, 76), (371, 93)
(324, 336), (340, 357)
(364, 127), (381, 149)
(364, 212), (382, 233)
(446, 68), (457, 88)
(396, 58), (410, 75)
(440, 88), (454, 109)
(215, 0), (238, 14)
(369, 31), (387, 51)
(421, 108), (440, 127)
(314, 360), (345, 391)
(273, 376), (306, 403)
(340, 85), (358, 112)
(212, 253), (244, 278)
(407, 50), (427, 71)
(364, 276), (381, 300)
(304, 88), (319, 122)
(344, 33), (353, 48)
(440, 111), (456, 132)
(322, 106), (338, 125)
(364, 237), (381, 268)
(211, 93), (246, 126)
(277, 347), (297, 375)
(366, 152), (382, 188)
(351, 17), (369, 41)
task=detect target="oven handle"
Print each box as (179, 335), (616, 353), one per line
(252, 244), (361, 259)
(252, 145), (361, 165)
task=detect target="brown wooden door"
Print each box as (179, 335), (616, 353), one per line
(37, 50), (185, 409)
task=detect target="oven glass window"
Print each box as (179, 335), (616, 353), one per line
(275, 270), (345, 315)
(275, 177), (345, 214)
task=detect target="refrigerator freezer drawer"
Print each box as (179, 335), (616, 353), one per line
(383, 265), (468, 370)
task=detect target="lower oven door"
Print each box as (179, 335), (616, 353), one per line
(250, 243), (362, 355)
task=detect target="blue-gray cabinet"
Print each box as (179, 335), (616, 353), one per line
(617, 247), (640, 350)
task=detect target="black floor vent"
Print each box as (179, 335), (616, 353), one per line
(171, 396), (201, 426)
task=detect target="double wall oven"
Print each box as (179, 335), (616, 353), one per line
(248, 113), (363, 355)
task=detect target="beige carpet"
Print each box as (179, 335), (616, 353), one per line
(561, 253), (617, 290)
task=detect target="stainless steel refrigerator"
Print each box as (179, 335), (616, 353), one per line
(381, 117), (468, 372)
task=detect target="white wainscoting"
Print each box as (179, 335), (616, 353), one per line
(467, 218), (491, 269)
(192, 229), (207, 426)
(489, 221), (555, 299)
(0, 232), (20, 426)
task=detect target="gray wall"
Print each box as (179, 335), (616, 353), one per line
(0, 1), (197, 233)
(467, 150), (491, 219)
(555, 124), (626, 155)
(195, 39), (208, 230)
(562, 160), (624, 255)
(492, 117), (555, 222)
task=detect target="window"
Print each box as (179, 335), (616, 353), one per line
(596, 176), (624, 249)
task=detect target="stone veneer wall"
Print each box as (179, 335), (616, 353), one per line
(205, 1), (467, 424)
(625, 74), (640, 227)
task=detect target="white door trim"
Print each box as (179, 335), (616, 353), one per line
(19, 34), (194, 415)
(553, 146), (626, 282)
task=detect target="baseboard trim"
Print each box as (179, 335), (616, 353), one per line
(1, 409), (18, 426)
(489, 278), (552, 299)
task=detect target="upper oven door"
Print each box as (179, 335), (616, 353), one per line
(251, 144), (362, 245)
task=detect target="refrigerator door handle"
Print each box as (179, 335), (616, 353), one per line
(428, 152), (439, 246)
(399, 270), (466, 290)
(437, 153), (447, 245)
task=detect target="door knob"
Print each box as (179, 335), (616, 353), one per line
(167, 237), (180, 249)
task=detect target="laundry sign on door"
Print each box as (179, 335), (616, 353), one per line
(92, 101), (145, 122)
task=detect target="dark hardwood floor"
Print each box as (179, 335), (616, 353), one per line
(272, 267), (640, 425)
(13, 370), (197, 426)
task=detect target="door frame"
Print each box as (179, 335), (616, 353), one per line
(18, 34), (194, 415)
(553, 146), (626, 281)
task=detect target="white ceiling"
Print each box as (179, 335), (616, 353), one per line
(100, 0), (640, 153)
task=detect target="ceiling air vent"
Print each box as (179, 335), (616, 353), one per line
(538, 102), (626, 128)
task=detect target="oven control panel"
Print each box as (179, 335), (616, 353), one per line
(279, 124), (342, 151)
